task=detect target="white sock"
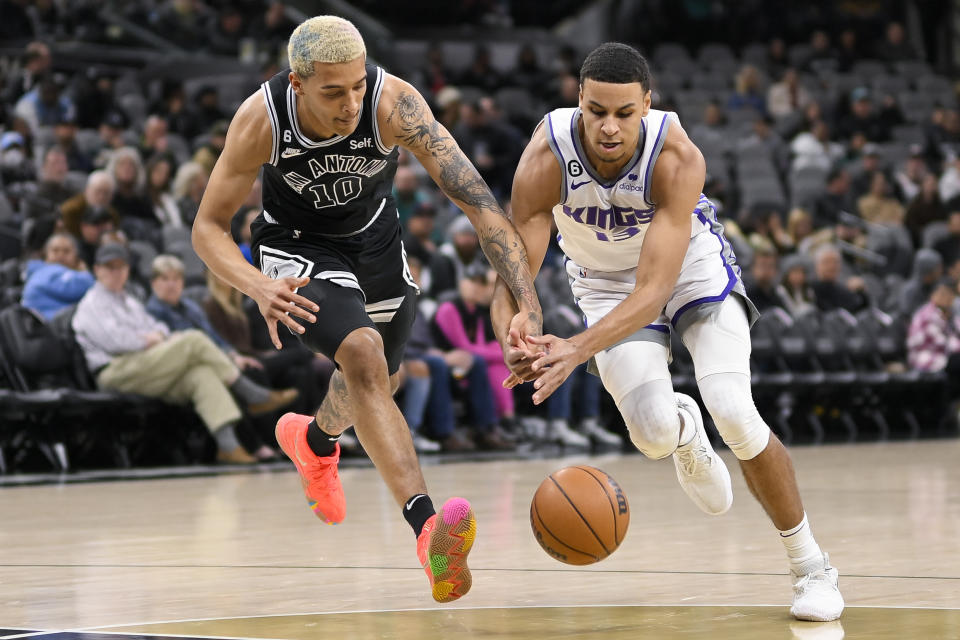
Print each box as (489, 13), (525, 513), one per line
(779, 513), (823, 574)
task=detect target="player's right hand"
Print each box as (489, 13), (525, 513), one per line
(253, 276), (319, 349)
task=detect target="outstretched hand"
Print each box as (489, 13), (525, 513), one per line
(525, 333), (587, 404)
(253, 276), (319, 349)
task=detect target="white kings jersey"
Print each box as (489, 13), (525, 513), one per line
(545, 107), (714, 272)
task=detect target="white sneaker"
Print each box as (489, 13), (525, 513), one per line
(672, 393), (733, 515)
(580, 417), (623, 446)
(412, 433), (441, 453)
(790, 552), (844, 622)
(548, 419), (590, 447)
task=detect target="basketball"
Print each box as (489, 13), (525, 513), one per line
(530, 465), (630, 565)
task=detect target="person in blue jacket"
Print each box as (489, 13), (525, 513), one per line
(22, 232), (94, 319)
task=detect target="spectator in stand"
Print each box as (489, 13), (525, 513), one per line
(894, 147), (929, 202)
(933, 210), (960, 267)
(458, 44), (502, 93)
(858, 171), (905, 225)
(509, 44), (550, 99)
(905, 174), (946, 247)
(22, 232), (94, 320)
(939, 156), (960, 203)
(2, 42), (51, 105)
(139, 115), (170, 162)
(808, 168), (854, 229)
(248, 2), (297, 60)
(877, 21), (919, 64)
(727, 65), (766, 115)
(60, 170), (120, 267)
(72, 243), (294, 464)
(811, 244), (869, 313)
(765, 37), (789, 78)
(791, 119), (844, 172)
(145, 153), (183, 229)
(151, 0), (207, 50)
(453, 100), (525, 200)
(836, 29), (861, 73)
(73, 68), (120, 130)
(23, 146), (76, 220)
(400, 257), (504, 452)
(433, 86), (462, 131)
(106, 146), (154, 224)
(53, 113), (93, 173)
(172, 161), (208, 226)
(835, 88), (893, 143)
(429, 214), (488, 297)
(745, 206), (794, 254)
(802, 30), (836, 73)
(787, 207), (815, 248)
(906, 277), (960, 376)
(923, 108), (960, 171)
(430, 262), (517, 448)
(745, 247), (791, 312)
(94, 109), (130, 166)
(402, 202), (438, 267)
(850, 144), (888, 199)
(420, 43), (452, 97)
(767, 68), (812, 122)
(779, 253), (817, 317)
(13, 73), (74, 134)
(152, 81), (198, 139)
(146, 255), (297, 460)
(192, 119), (227, 175)
(203, 268), (341, 445)
(689, 101), (727, 149)
(192, 87), (227, 139)
(900, 248), (944, 318)
(207, 6), (245, 57)
(0, 131), (33, 192)
(739, 115), (789, 176)
(393, 165), (430, 227)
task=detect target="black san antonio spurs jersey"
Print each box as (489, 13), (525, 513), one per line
(259, 64), (400, 236)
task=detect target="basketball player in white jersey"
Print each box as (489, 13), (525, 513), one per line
(490, 43), (843, 621)
(193, 16), (542, 603)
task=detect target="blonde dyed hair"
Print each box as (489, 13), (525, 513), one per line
(288, 15), (365, 77)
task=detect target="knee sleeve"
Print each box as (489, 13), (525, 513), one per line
(698, 372), (770, 460)
(617, 379), (682, 459)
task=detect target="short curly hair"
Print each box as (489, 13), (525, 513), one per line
(288, 15), (366, 78)
(580, 42), (651, 90)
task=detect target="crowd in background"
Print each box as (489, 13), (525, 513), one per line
(1, 0), (958, 469)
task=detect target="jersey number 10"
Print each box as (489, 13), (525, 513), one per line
(308, 176), (362, 209)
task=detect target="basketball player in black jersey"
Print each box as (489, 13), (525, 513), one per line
(192, 16), (541, 603)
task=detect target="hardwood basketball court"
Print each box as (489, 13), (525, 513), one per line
(2, 440), (958, 639)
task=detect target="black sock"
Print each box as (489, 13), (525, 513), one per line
(306, 418), (340, 457)
(403, 494), (435, 537)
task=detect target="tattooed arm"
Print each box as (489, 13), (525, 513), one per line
(377, 75), (542, 336)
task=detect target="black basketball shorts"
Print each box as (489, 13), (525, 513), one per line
(250, 212), (418, 375)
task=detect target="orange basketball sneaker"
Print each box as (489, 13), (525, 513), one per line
(416, 497), (476, 602)
(275, 412), (345, 524)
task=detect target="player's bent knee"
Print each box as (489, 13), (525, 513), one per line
(617, 381), (681, 460)
(336, 328), (389, 379)
(698, 373), (770, 460)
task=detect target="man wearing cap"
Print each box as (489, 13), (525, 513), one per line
(72, 243), (297, 464)
(54, 112), (93, 172)
(429, 214), (488, 298)
(836, 87), (891, 142)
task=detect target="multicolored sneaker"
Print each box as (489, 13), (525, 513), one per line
(275, 413), (345, 524)
(416, 497), (476, 603)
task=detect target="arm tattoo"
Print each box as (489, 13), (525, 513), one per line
(388, 91), (542, 320)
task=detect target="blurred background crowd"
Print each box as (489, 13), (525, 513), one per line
(0, 0), (958, 473)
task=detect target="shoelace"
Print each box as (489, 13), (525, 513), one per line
(676, 443), (713, 476)
(792, 566), (832, 593)
(302, 456), (339, 498)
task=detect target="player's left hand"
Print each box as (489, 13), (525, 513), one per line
(525, 334), (587, 404)
(502, 312), (543, 388)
